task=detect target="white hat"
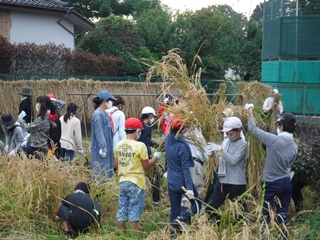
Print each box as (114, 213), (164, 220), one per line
(222, 117), (242, 132)
(141, 106), (157, 116)
(272, 89), (279, 94)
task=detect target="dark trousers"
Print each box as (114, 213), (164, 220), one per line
(168, 183), (201, 224)
(291, 174), (306, 212)
(263, 177), (292, 224)
(206, 181), (247, 219)
(24, 143), (47, 160)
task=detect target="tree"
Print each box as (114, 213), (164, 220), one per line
(136, 8), (173, 59)
(171, 5), (247, 79)
(66, 0), (161, 19)
(77, 16), (154, 75)
(250, 2), (263, 21)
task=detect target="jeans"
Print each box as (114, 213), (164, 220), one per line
(24, 143), (47, 160)
(263, 177), (292, 224)
(59, 148), (75, 161)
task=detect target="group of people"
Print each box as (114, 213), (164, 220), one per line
(0, 86), (83, 162)
(0, 87), (298, 239)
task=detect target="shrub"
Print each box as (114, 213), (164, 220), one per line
(0, 35), (14, 73)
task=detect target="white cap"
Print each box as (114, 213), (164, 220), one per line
(272, 89), (279, 94)
(141, 106), (157, 116)
(222, 117), (242, 132)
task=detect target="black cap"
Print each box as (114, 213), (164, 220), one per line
(276, 112), (296, 126)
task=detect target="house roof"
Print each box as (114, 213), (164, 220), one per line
(0, 0), (95, 34)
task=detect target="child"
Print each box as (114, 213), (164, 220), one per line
(55, 182), (101, 237)
(114, 117), (162, 238)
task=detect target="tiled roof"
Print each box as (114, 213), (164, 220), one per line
(0, 0), (69, 10)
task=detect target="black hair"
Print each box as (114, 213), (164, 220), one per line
(93, 97), (104, 110)
(280, 123), (295, 133)
(125, 129), (137, 134)
(140, 113), (152, 120)
(74, 182), (90, 194)
(36, 96), (51, 119)
(64, 103), (78, 123)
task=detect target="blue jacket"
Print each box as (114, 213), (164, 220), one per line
(91, 109), (114, 178)
(165, 132), (194, 191)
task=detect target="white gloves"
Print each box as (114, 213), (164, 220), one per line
(244, 103), (254, 109)
(78, 148), (84, 155)
(153, 151), (162, 160)
(8, 149), (16, 156)
(185, 190), (195, 199)
(205, 142), (221, 155)
(99, 148), (106, 158)
(4, 145), (9, 153)
(18, 110), (26, 121)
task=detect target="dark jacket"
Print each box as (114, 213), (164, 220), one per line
(62, 192), (101, 232)
(19, 98), (33, 123)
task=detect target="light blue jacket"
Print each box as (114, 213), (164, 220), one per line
(91, 108), (114, 179)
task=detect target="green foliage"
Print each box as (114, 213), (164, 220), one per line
(65, 0), (162, 19)
(136, 8), (173, 59)
(77, 16), (155, 76)
(292, 139), (320, 190)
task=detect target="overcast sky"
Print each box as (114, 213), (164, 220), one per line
(161, 0), (263, 17)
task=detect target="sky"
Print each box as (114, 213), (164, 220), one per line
(161, 0), (263, 17)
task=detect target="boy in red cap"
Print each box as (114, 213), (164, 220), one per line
(114, 117), (162, 239)
(165, 116), (202, 235)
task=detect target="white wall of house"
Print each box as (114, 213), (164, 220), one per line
(10, 10), (75, 49)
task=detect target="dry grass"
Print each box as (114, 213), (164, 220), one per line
(0, 79), (163, 123)
(0, 50), (316, 239)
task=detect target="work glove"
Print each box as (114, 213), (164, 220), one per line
(99, 148), (106, 158)
(153, 151), (162, 160)
(4, 145), (9, 153)
(78, 148), (84, 155)
(18, 110), (26, 121)
(185, 190), (195, 200)
(244, 103), (254, 109)
(8, 149), (16, 156)
(205, 142), (221, 154)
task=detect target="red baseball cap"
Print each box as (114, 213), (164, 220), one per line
(125, 118), (143, 130)
(47, 93), (56, 99)
(169, 116), (190, 130)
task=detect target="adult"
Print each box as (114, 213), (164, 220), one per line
(19, 96), (55, 160)
(262, 89), (283, 115)
(206, 117), (248, 220)
(138, 106), (160, 205)
(18, 85), (33, 123)
(91, 90), (117, 180)
(1, 114), (27, 157)
(114, 118), (161, 239)
(165, 116), (201, 235)
(108, 95), (126, 149)
(55, 182), (101, 237)
(247, 106), (298, 226)
(59, 103), (83, 161)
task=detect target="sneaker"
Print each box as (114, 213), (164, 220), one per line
(153, 201), (161, 206)
(173, 216), (187, 233)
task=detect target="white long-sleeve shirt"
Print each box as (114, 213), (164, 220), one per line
(59, 115), (83, 151)
(262, 97), (284, 114)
